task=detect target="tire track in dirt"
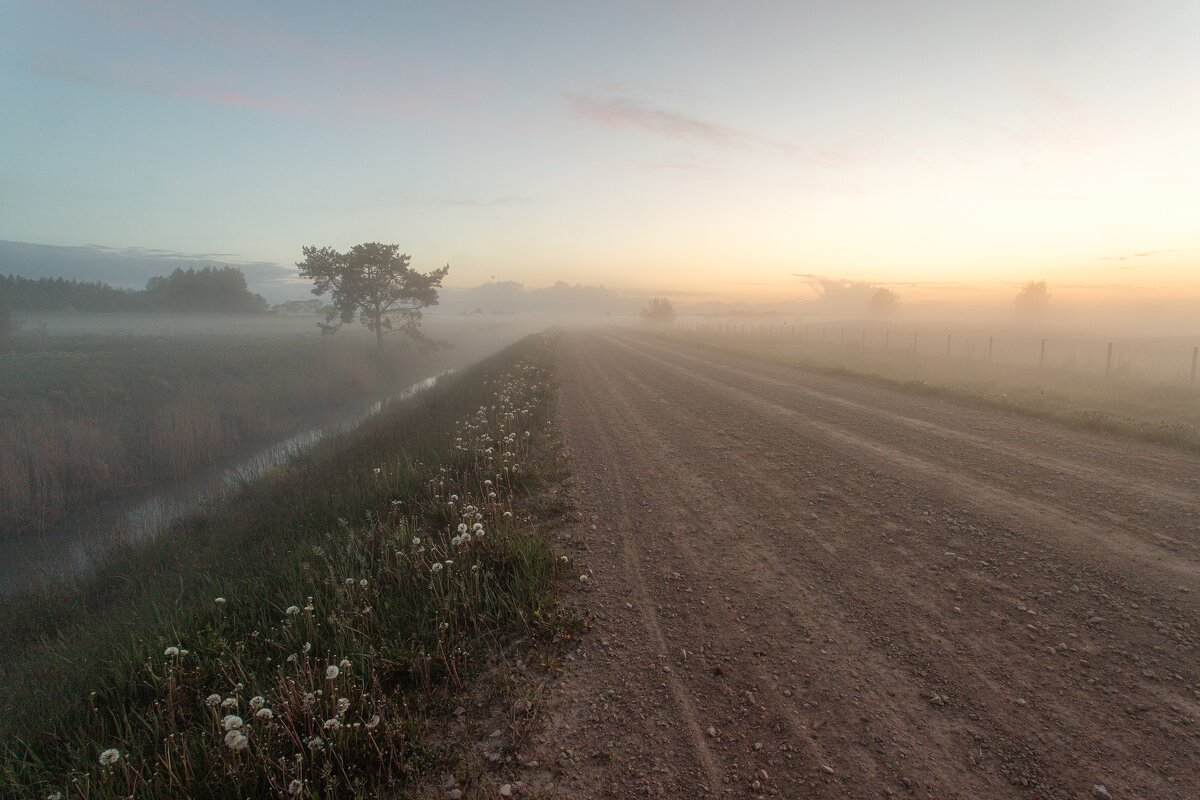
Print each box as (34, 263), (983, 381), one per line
(609, 333), (1200, 584)
(533, 330), (1200, 799)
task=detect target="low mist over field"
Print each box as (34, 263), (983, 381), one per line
(3, 3), (1200, 798)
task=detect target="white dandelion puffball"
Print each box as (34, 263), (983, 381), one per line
(323, 718), (341, 732)
(366, 714), (381, 729)
(412, 537), (421, 546)
(359, 579), (367, 587)
(214, 597), (226, 605)
(325, 665), (339, 680)
(255, 708), (274, 720)
(205, 694), (222, 707)
(431, 562), (443, 573)
(98, 748), (120, 766)
(221, 697), (238, 709)
(224, 730), (249, 751)
(457, 523), (468, 534)
(163, 646), (180, 657)
(345, 578), (355, 585)
(222, 715), (244, 731)
(336, 697), (350, 715)
(472, 522), (484, 532)
(249, 696), (265, 710)
(339, 658), (351, 670)
(288, 779), (304, 795)
(285, 605), (301, 616)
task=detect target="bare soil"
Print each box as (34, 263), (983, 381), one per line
(515, 329), (1200, 799)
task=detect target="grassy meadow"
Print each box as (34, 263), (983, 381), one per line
(666, 320), (1200, 450)
(0, 333), (577, 799)
(0, 314), (535, 536)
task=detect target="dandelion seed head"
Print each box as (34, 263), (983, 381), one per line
(366, 714), (380, 729)
(163, 646), (180, 657)
(457, 523), (467, 534)
(285, 605), (301, 616)
(98, 748), (120, 766)
(411, 537), (421, 546)
(359, 579), (367, 588)
(224, 729), (249, 751)
(214, 597), (226, 605)
(338, 658), (351, 670)
(323, 718), (341, 732)
(222, 715), (244, 731)
(336, 697), (350, 715)
(221, 697), (238, 709)
(205, 694), (222, 707)
(249, 696), (265, 710)
(345, 578), (355, 585)
(255, 708), (273, 720)
(303, 642), (311, 653)
(431, 562), (443, 573)
(325, 665), (339, 680)
(472, 522), (484, 532)
(288, 779), (304, 795)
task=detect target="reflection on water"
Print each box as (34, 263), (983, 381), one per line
(0, 373), (448, 592)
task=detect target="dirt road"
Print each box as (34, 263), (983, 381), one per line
(523, 329), (1200, 799)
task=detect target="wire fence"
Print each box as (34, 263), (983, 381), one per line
(677, 319), (1200, 388)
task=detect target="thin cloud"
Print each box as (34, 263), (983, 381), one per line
(447, 196), (532, 208)
(567, 92), (794, 155)
(1099, 249), (1173, 262)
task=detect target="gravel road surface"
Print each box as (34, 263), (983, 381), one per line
(523, 329), (1199, 799)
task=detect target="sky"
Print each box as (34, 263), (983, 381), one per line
(2, 0), (1199, 308)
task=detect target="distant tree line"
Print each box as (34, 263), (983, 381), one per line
(0, 266), (268, 314)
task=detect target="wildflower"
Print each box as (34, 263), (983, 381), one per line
(303, 603), (314, 612)
(222, 715), (244, 731)
(163, 646), (180, 657)
(359, 579), (367, 588)
(285, 605), (301, 616)
(336, 697), (350, 715)
(286, 654), (298, 663)
(365, 714), (381, 729)
(472, 522), (484, 532)
(412, 537), (421, 546)
(323, 718), (341, 732)
(224, 729), (249, 751)
(288, 779), (304, 795)
(221, 697), (238, 709)
(214, 597), (226, 605)
(338, 658), (351, 670)
(303, 642), (312, 653)
(372, 467), (381, 475)
(98, 748), (120, 766)
(503, 511), (513, 519)
(345, 578), (355, 585)
(249, 696), (265, 710)
(303, 693), (315, 706)
(431, 562), (443, 574)
(325, 665), (339, 680)
(443, 560), (453, 567)
(307, 736), (325, 751)
(255, 708), (274, 721)
(205, 694), (222, 707)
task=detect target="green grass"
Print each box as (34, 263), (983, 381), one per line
(0, 328), (439, 535)
(662, 326), (1200, 451)
(0, 333), (575, 799)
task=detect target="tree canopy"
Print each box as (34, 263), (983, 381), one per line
(641, 297), (676, 324)
(297, 243), (448, 347)
(1014, 280), (1051, 318)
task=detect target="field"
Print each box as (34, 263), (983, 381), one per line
(669, 318), (1200, 449)
(0, 313), (537, 536)
(0, 333), (575, 799)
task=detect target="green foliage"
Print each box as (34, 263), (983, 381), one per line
(0, 267), (268, 314)
(0, 336), (568, 799)
(640, 297), (675, 324)
(297, 244), (449, 348)
(144, 266), (268, 313)
(0, 289), (14, 345)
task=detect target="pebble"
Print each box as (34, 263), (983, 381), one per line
(513, 698), (532, 715)
(499, 784), (513, 797)
(1092, 785), (1111, 800)
(706, 726), (717, 737)
(448, 791), (462, 800)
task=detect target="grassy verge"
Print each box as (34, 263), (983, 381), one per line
(0, 333), (576, 799)
(0, 329), (436, 535)
(658, 327), (1200, 451)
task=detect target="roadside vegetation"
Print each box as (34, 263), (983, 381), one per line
(0, 328), (440, 535)
(663, 325), (1200, 451)
(0, 333), (574, 799)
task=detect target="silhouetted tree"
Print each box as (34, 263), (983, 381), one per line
(145, 266), (268, 313)
(869, 287), (898, 317)
(641, 297), (676, 324)
(0, 289), (15, 346)
(1015, 280), (1051, 318)
(297, 243), (448, 348)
